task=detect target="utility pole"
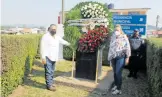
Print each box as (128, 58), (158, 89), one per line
(156, 15), (160, 30)
(62, 0), (64, 24)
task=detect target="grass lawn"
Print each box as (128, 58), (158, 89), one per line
(8, 60), (99, 97)
(148, 37), (162, 47)
(8, 59), (149, 97)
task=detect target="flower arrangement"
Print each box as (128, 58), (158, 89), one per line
(77, 25), (108, 53)
(81, 3), (108, 18)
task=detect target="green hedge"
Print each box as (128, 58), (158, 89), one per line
(147, 38), (162, 97)
(63, 26), (81, 60)
(1, 35), (41, 97)
(63, 1), (113, 63)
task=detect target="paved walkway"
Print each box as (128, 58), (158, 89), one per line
(55, 67), (114, 92)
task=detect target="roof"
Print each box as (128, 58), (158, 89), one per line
(157, 31), (162, 34)
(59, 8), (151, 15)
(21, 28), (32, 33)
(109, 8), (151, 12)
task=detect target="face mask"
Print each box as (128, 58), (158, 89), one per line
(50, 31), (56, 35)
(114, 31), (120, 36)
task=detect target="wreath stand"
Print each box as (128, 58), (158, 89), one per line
(68, 18), (108, 83)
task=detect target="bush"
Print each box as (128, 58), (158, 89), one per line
(147, 38), (162, 97)
(1, 35), (41, 97)
(63, 26), (81, 60)
(64, 1), (113, 62)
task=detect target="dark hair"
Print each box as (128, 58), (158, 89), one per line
(132, 31), (140, 38)
(50, 24), (56, 27)
(48, 27), (50, 31)
(48, 24), (57, 31)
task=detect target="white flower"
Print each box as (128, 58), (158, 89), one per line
(96, 13), (99, 16)
(95, 4), (98, 6)
(89, 3), (92, 6)
(105, 14), (108, 16)
(107, 22), (109, 25)
(104, 18), (108, 22)
(88, 5), (92, 8)
(89, 9), (92, 12)
(84, 5), (88, 9)
(84, 14), (86, 17)
(87, 15), (90, 17)
(102, 16), (105, 18)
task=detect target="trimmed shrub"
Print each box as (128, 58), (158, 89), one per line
(1, 35), (41, 97)
(63, 26), (81, 60)
(147, 38), (162, 97)
(64, 1), (113, 63)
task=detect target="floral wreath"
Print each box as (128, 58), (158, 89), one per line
(81, 3), (108, 18)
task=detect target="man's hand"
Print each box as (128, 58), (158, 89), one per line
(42, 59), (46, 65)
(125, 58), (129, 65)
(67, 43), (71, 46)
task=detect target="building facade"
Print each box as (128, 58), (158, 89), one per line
(58, 8), (150, 24)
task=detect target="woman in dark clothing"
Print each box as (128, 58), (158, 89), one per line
(128, 29), (144, 79)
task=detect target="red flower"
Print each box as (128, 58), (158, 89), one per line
(88, 43), (91, 46)
(77, 26), (108, 53)
(90, 48), (94, 51)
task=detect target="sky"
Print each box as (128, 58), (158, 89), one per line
(1, 0), (162, 27)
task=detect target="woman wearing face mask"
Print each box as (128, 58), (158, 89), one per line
(108, 24), (131, 95)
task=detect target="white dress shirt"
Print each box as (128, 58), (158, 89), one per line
(40, 32), (70, 61)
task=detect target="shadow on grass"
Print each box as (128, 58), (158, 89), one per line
(22, 59), (72, 90)
(23, 77), (46, 89)
(33, 59), (44, 68)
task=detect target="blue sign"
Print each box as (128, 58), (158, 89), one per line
(113, 15), (147, 25)
(121, 25), (146, 35)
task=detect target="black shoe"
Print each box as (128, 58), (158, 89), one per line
(47, 86), (56, 91)
(133, 74), (138, 79)
(127, 73), (133, 78)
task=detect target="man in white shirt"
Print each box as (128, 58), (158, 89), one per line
(40, 24), (70, 91)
